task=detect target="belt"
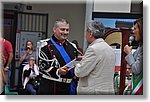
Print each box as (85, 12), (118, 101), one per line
(42, 74), (72, 83)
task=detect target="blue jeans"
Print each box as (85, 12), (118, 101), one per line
(26, 84), (36, 95)
(6, 65), (11, 88)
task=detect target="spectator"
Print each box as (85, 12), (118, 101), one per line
(22, 56), (39, 95)
(19, 40), (36, 89)
(0, 37), (13, 92)
(0, 48), (6, 94)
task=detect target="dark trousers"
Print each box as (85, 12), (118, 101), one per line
(37, 77), (70, 95)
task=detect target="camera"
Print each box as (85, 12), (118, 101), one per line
(26, 47), (30, 50)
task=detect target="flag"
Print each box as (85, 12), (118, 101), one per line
(131, 73), (143, 95)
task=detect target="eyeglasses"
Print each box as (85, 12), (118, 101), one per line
(29, 59), (35, 61)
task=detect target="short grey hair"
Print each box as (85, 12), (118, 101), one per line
(86, 20), (105, 39)
(54, 18), (69, 28)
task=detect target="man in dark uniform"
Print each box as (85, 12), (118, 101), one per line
(37, 18), (80, 95)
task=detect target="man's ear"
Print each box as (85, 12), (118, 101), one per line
(89, 33), (93, 38)
(53, 27), (56, 33)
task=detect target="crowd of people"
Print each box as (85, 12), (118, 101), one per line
(0, 17), (143, 95)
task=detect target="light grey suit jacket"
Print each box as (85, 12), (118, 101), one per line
(75, 38), (116, 95)
(125, 45), (143, 80)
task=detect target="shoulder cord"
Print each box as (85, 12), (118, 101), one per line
(67, 39), (83, 56)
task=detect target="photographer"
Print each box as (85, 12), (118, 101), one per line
(19, 40), (36, 63)
(22, 56), (39, 95)
(18, 41), (36, 90)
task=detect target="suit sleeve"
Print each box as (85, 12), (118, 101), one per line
(125, 49), (143, 75)
(75, 47), (98, 77)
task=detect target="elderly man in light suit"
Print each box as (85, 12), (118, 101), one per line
(75, 20), (116, 95)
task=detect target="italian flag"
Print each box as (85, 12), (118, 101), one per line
(131, 73), (143, 95)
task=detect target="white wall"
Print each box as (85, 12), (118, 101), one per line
(94, 0), (131, 13)
(24, 3), (86, 48)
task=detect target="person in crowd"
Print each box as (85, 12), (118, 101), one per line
(72, 40), (83, 55)
(38, 18), (79, 95)
(0, 37), (13, 92)
(0, 47), (6, 94)
(124, 18), (143, 95)
(19, 41), (36, 89)
(74, 20), (116, 95)
(19, 40), (36, 65)
(22, 56), (39, 95)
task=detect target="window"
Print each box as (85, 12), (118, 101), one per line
(92, 12), (142, 48)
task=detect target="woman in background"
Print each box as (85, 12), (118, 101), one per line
(18, 41), (36, 89)
(124, 18), (143, 95)
(19, 40), (36, 64)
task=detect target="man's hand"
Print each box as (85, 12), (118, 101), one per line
(4, 66), (9, 72)
(77, 55), (83, 60)
(58, 67), (68, 75)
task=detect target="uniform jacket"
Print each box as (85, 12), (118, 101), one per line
(75, 38), (116, 95)
(39, 35), (78, 79)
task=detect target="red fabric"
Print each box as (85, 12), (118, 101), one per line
(2, 39), (13, 61)
(115, 66), (120, 72)
(135, 84), (143, 95)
